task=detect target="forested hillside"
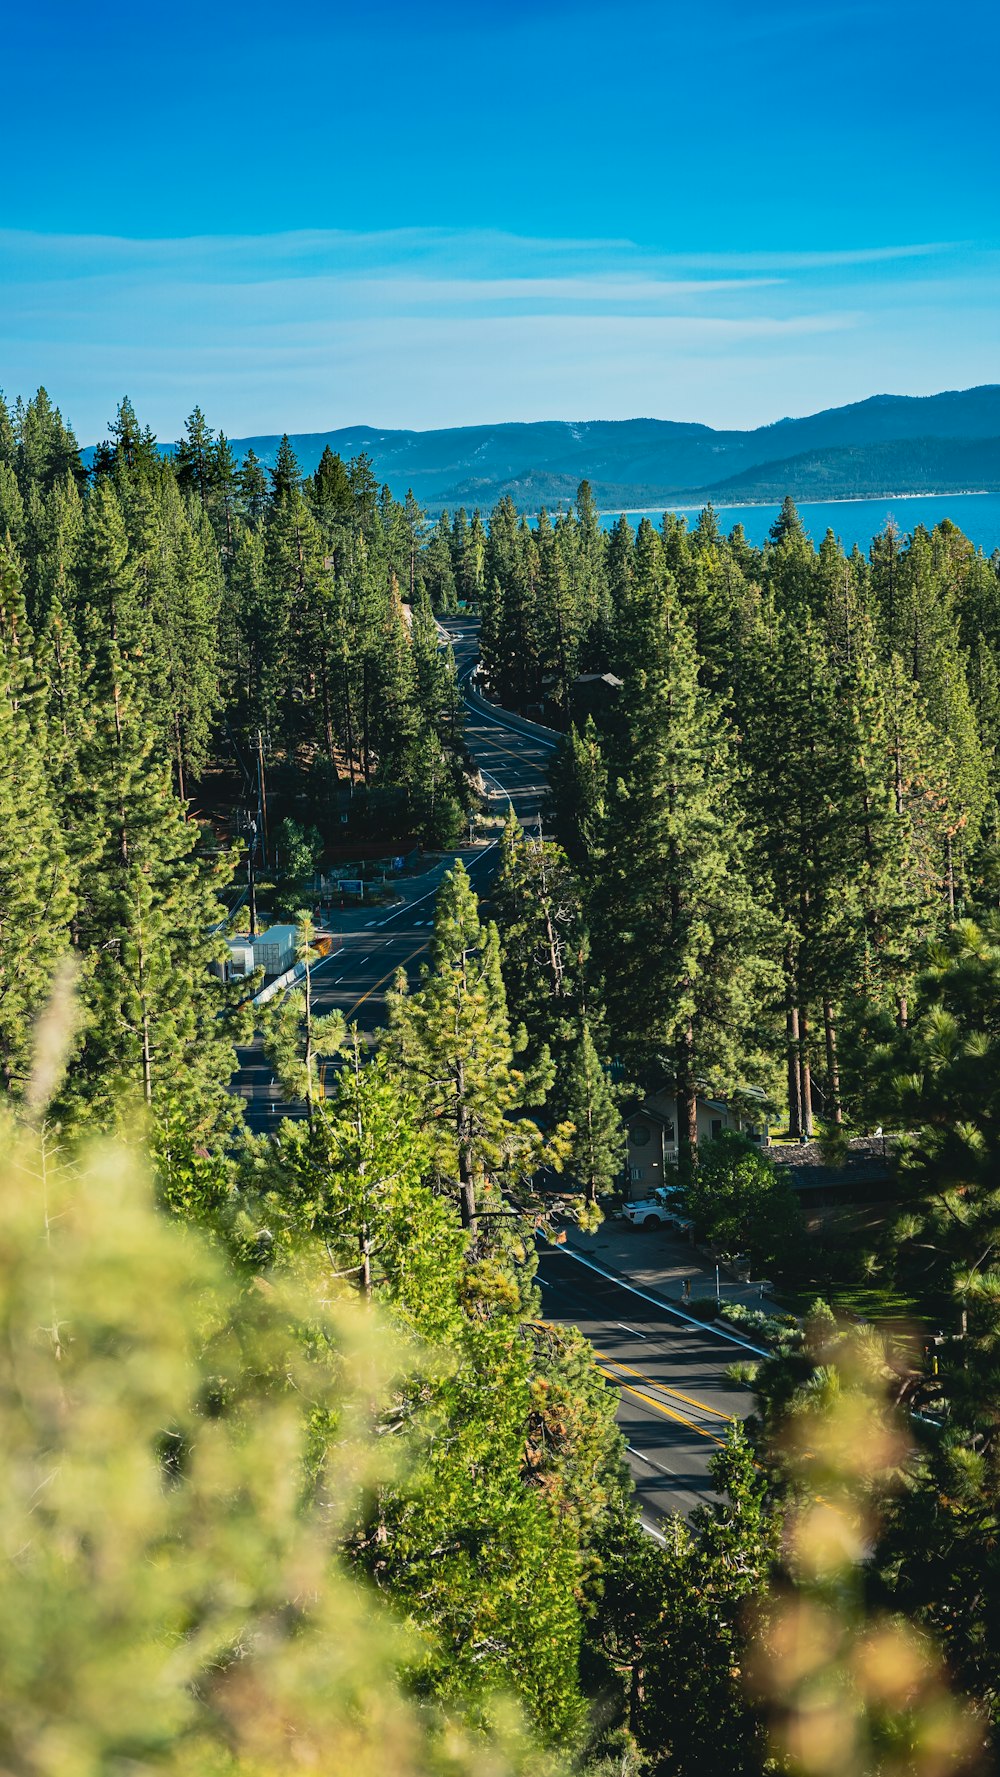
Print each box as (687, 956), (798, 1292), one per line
(3, 385), (1000, 1774)
(135, 384), (1000, 509)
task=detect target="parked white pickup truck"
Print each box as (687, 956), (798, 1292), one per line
(619, 1194), (694, 1233)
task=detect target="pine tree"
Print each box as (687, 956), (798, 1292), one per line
(62, 645), (243, 1145)
(21, 468), (83, 628)
(592, 572), (777, 1168)
(237, 448), (268, 523)
(553, 1015), (623, 1208)
(494, 806), (583, 1054)
(420, 512), (457, 613)
(535, 507), (577, 718)
(13, 387), (83, 493)
(546, 717), (608, 873)
(258, 1038), (448, 1303)
(386, 862), (550, 1230)
(269, 434), (301, 499)
(102, 397), (160, 479)
(208, 432), (237, 552)
(173, 405), (216, 504)
(310, 445), (353, 535)
(459, 509), (488, 608)
(765, 495), (817, 613)
(129, 474), (223, 799)
(0, 461), (25, 554)
(0, 543), (75, 1092)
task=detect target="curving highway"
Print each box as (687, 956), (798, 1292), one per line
(231, 620), (756, 1522)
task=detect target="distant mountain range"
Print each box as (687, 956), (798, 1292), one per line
(138, 385), (1000, 511)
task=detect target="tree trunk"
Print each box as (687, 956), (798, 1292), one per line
(134, 886), (153, 1106)
(799, 1006), (814, 1139)
(247, 831), (258, 938)
(303, 949), (314, 1125)
(361, 660), (372, 785)
(823, 999), (843, 1126)
(174, 708), (187, 808)
(455, 1061), (477, 1234)
(675, 1021), (698, 1178)
(785, 955), (803, 1138)
(256, 730), (270, 870)
(320, 652), (335, 759)
(343, 677), (357, 792)
(456, 1137), (478, 1232)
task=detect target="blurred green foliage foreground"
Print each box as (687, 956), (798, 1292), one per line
(0, 1120), (560, 1777)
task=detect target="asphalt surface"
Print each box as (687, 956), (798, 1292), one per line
(537, 1246), (757, 1526)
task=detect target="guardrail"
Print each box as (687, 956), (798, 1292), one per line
(251, 936), (337, 1007)
(462, 678), (561, 749)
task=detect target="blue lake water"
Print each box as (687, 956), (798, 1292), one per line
(599, 492), (1000, 555)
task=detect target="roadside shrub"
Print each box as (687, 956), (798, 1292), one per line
(719, 1300), (799, 1349)
(724, 1360), (760, 1387)
(685, 1296), (723, 1321)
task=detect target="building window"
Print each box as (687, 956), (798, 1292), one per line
(630, 1122), (651, 1147)
(663, 1121), (675, 1143)
(711, 1118), (723, 1140)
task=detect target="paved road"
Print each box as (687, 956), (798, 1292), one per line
(232, 620), (557, 1133)
(448, 617), (558, 829)
(230, 624), (757, 1523)
(537, 1246), (758, 1526)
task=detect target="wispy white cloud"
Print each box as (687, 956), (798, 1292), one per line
(0, 225), (957, 282)
(0, 226), (993, 439)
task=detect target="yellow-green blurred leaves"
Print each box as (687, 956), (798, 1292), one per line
(0, 1118), (559, 1777)
(751, 1331), (985, 1776)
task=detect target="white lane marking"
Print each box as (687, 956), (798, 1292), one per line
(377, 833), (505, 929)
(365, 919), (377, 926)
(640, 1517), (668, 1545)
(628, 1444), (692, 1481)
(546, 1249), (769, 1358)
(617, 1323), (648, 1340)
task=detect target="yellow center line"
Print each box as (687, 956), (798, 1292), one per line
(535, 1322), (732, 1442)
(470, 726), (540, 756)
(593, 1350), (737, 1424)
(597, 1368), (727, 1444)
(343, 941), (429, 1014)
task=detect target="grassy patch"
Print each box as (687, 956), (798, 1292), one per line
(774, 1278), (928, 1330)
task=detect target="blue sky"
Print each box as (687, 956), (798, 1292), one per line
(2, 0), (998, 443)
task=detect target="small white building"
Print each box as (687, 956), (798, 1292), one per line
(224, 923), (299, 981)
(252, 924), (299, 977)
(224, 935), (257, 979)
(625, 1087), (769, 1196)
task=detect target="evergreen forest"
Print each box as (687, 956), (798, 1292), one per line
(3, 386), (1000, 1776)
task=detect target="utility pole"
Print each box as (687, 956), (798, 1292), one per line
(257, 730), (270, 871)
(247, 816), (258, 938)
